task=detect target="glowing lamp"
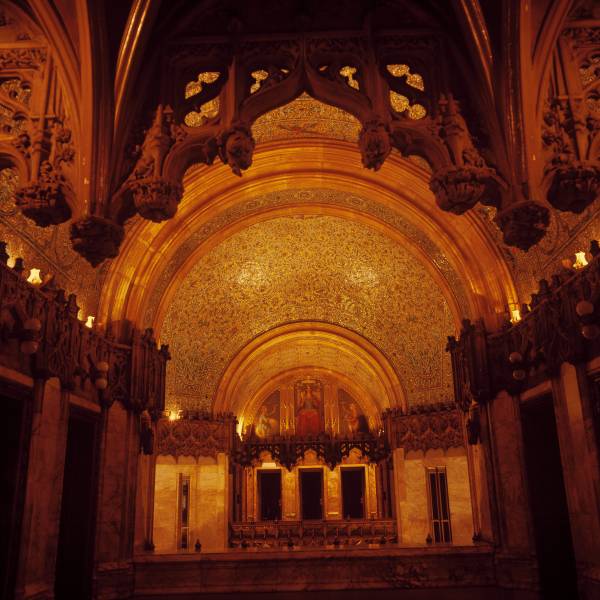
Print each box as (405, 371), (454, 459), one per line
(85, 315), (95, 328)
(168, 410), (180, 421)
(573, 251), (589, 270)
(27, 268), (42, 286)
(510, 308), (521, 324)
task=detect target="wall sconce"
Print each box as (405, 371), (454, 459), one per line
(576, 298), (600, 340)
(573, 251), (589, 270)
(168, 410), (181, 421)
(94, 361), (109, 390)
(27, 268), (42, 286)
(20, 317), (42, 354)
(508, 351), (526, 380)
(85, 315), (95, 328)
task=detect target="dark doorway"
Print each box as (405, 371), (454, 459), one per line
(54, 407), (99, 600)
(0, 384), (31, 600)
(258, 470), (281, 521)
(520, 394), (578, 599)
(341, 468), (365, 519)
(300, 469), (323, 520)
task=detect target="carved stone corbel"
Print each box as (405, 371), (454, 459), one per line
(14, 160), (72, 226)
(542, 97), (600, 213)
(429, 94), (502, 214)
(127, 105), (186, 222)
(69, 216), (124, 267)
(494, 200), (550, 252)
(218, 122), (255, 176)
(359, 120), (391, 171)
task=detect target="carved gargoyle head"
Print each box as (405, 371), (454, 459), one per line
(359, 120), (391, 171)
(219, 123), (255, 176)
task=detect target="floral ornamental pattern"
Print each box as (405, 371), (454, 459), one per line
(383, 405), (464, 453)
(162, 215), (455, 412)
(156, 417), (235, 458)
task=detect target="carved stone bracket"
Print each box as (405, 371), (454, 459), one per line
(359, 120), (391, 171)
(430, 165), (501, 214)
(218, 123), (255, 176)
(130, 177), (183, 222)
(494, 200), (550, 252)
(546, 161), (600, 214)
(14, 160), (72, 226)
(69, 216), (124, 267)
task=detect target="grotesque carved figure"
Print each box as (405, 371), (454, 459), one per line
(126, 105), (187, 222)
(494, 201), (550, 252)
(359, 120), (391, 171)
(429, 94), (502, 215)
(218, 123), (255, 176)
(70, 216), (124, 267)
(15, 160), (72, 226)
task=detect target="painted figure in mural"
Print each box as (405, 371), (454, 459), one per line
(296, 385), (321, 436)
(343, 401), (369, 434)
(255, 403), (279, 439)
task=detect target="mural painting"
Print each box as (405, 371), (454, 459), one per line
(339, 389), (369, 434)
(254, 390), (280, 439)
(294, 379), (323, 436)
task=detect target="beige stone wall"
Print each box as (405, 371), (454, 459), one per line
(153, 454), (229, 553)
(395, 447), (473, 546)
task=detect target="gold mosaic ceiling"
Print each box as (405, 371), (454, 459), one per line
(161, 215), (455, 412)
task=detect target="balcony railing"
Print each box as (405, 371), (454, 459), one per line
(229, 518), (397, 549)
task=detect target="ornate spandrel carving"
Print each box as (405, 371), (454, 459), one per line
(0, 47), (47, 70)
(69, 216), (124, 267)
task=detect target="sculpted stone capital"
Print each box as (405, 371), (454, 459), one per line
(70, 216), (124, 267)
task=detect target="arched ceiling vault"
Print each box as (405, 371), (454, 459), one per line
(160, 212), (455, 412)
(214, 323), (404, 427)
(99, 139), (518, 336)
